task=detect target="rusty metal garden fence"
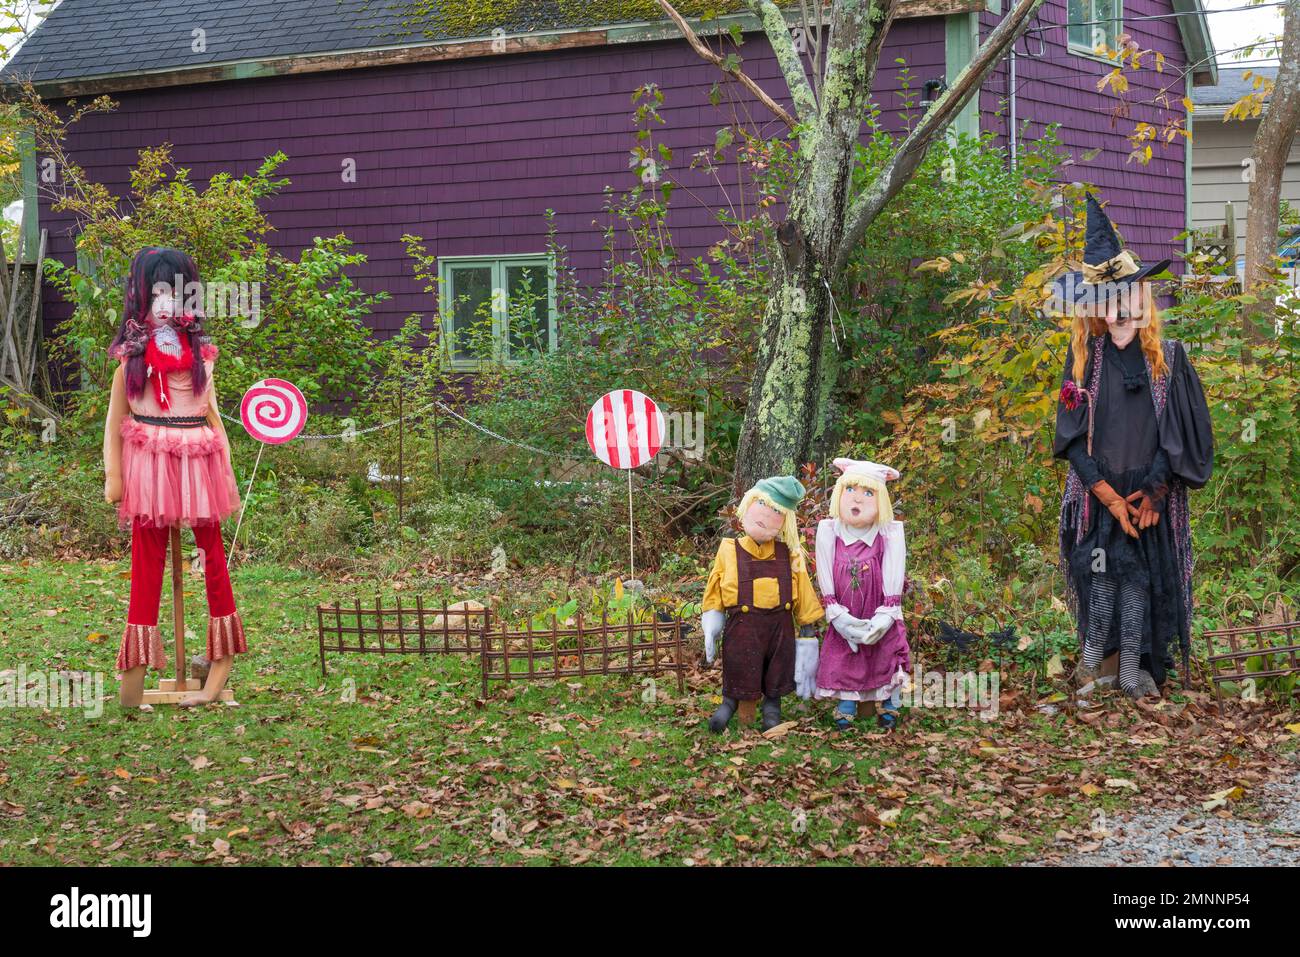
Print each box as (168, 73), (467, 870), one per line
(1204, 618), (1300, 703)
(316, 598), (492, 674)
(316, 598), (689, 695)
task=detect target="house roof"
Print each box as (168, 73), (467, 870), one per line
(2, 0), (1220, 94)
(1190, 64), (1278, 114)
(0, 0), (565, 86)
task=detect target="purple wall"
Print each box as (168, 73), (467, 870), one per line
(36, 21), (947, 343)
(979, 0), (1189, 271)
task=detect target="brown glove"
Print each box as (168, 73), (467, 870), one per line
(1125, 490), (1161, 530)
(1091, 480), (1138, 538)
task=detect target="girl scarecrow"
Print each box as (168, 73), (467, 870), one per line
(812, 458), (910, 731)
(701, 476), (823, 732)
(1052, 196), (1214, 699)
(103, 247), (246, 708)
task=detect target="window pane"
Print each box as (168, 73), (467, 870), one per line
(1067, 0), (1089, 49)
(447, 265), (492, 361)
(505, 263), (551, 359)
(1095, 0), (1120, 49)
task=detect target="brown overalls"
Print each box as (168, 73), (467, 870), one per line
(722, 539), (797, 701)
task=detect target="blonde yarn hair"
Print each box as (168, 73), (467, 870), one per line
(736, 487), (807, 568)
(829, 472), (893, 527)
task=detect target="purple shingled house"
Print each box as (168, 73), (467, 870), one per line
(3, 0), (1216, 362)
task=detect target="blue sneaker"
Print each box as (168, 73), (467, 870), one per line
(834, 699), (857, 730)
(878, 689), (902, 731)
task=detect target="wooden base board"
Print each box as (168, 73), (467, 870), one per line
(142, 678), (235, 705)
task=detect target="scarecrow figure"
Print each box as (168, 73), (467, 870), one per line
(1052, 195), (1214, 699)
(812, 458), (911, 731)
(104, 247), (246, 708)
(701, 476), (823, 732)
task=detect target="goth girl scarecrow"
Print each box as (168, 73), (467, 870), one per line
(103, 247), (245, 708)
(812, 458), (910, 731)
(1052, 196), (1213, 699)
(702, 476), (824, 732)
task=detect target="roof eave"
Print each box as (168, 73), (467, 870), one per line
(2, 0), (985, 98)
(1171, 0), (1218, 87)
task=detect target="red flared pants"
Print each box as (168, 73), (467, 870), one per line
(116, 519), (246, 672)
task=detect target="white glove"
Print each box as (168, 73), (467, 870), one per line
(838, 618), (872, 654)
(794, 637), (820, 700)
(861, 611), (897, 646)
(702, 609), (725, 664)
(826, 604), (870, 631)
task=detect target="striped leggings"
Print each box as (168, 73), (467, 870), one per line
(1080, 576), (1147, 693)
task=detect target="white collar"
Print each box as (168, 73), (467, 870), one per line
(834, 519), (879, 546)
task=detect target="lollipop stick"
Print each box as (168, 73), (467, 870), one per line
(227, 443), (265, 570)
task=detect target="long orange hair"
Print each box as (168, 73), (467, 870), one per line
(1069, 282), (1169, 385)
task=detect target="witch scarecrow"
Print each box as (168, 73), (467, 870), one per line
(1052, 195), (1214, 698)
(701, 476), (824, 732)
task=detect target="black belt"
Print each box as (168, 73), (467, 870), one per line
(132, 414), (208, 429)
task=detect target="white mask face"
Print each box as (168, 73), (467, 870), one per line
(839, 484), (878, 528)
(741, 501), (784, 544)
(151, 283), (181, 325)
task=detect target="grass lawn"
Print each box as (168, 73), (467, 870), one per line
(1, 557), (1295, 866)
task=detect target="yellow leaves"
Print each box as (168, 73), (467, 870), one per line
(1285, 723), (1300, 735)
(1182, 96), (1194, 114)
(916, 256), (952, 274)
(1225, 93), (1266, 122)
(1097, 69), (1128, 96)
(86, 632), (106, 643)
(112, 767), (131, 780)
(1079, 783), (1101, 797)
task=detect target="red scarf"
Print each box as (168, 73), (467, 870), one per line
(143, 334), (193, 411)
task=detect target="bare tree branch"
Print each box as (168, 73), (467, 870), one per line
(656, 0), (799, 129)
(744, 0), (820, 124)
(835, 0), (1044, 272)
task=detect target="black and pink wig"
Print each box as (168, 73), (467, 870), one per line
(108, 246), (213, 400)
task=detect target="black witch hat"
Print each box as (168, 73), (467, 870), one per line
(1050, 194), (1171, 308)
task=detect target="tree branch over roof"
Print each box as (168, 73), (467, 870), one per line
(835, 0), (1043, 272)
(655, 0), (798, 129)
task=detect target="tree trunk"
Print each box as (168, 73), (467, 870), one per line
(1243, 0), (1300, 337)
(725, 0), (1043, 495)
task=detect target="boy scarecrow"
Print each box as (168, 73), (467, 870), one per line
(701, 476), (823, 732)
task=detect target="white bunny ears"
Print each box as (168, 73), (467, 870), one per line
(832, 457), (900, 483)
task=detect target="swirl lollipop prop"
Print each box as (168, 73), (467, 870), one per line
(228, 378), (309, 567)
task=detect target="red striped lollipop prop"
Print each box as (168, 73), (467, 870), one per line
(240, 378), (308, 445)
(586, 389), (664, 592)
(585, 389), (664, 469)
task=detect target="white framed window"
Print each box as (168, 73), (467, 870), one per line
(1067, 0), (1123, 58)
(437, 254), (556, 369)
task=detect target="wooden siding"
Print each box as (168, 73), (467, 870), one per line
(977, 0), (1191, 272)
(36, 23), (947, 343)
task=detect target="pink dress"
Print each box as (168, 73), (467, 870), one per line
(118, 358), (240, 529)
(813, 519), (912, 701)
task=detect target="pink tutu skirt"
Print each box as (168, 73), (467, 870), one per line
(117, 418), (241, 529)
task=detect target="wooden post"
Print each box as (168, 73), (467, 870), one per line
(141, 526), (232, 704)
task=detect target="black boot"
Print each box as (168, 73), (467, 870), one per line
(760, 696), (782, 731)
(709, 697), (738, 733)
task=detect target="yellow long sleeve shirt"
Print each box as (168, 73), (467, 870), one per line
(702, 536), (824, 626)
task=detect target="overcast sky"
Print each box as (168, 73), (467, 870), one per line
(1202, 0), (1285, 67)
